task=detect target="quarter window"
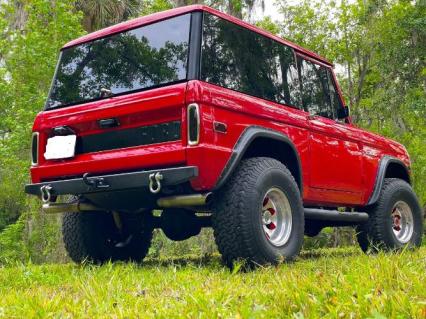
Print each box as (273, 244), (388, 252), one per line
(201, 13), (300, 107)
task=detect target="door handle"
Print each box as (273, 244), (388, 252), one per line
(98, 118), (120, 129)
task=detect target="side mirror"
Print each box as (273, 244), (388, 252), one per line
(337, 106), (350, 120)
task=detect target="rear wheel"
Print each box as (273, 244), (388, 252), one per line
(356, 178), (423, 252)
(62, 208), (153, 264)
(212, 157), (304, 268)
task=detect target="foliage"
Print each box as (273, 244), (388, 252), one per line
(76, 0), (141, 32)
(148, 228), (217, 259)
(171, 0), (264, 19)
(0, 214), (28, 264)
(75, 0), (264, 31)
(255, 16), (280, 35)
(140, 0), (173, 16)
(0, 247), (425, 317)
(0, 0), (84, 252)
(24, 203), (67, 264)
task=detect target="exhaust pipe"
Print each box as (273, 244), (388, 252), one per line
(42, 193), (213, 214)
(157, 193), (212, 208)
(42, 202), (101, 214)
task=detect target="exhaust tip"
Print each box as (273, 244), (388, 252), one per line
(205, 192), (213, 205)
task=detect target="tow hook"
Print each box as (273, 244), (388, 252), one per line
(149, 172), (163, 194)
(40, 185), (53, 203)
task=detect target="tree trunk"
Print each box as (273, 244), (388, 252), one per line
(355, 53), (370, 110)
(9, 0), (28, 31)
(228, 1), (243, 19)
(344, 26), (355, 119)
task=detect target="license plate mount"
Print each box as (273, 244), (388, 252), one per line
(44, 135), (77, 160)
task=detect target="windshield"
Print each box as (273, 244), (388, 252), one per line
(46, 14), (191, 109)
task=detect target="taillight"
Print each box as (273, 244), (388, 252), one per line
(31, 132), (39, 166)
(187, 103), (200, 145)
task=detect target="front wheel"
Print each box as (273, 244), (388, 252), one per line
(212, 157), (304, 268)
(356, 178), (423, 252)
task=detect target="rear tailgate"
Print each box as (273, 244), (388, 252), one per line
(31, 83), (188, 183)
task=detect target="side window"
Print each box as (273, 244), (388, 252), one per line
(298, 57), (335, 119)
(201, 13), (300, 108)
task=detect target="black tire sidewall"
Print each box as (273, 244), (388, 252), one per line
(380, 184), (423, 248)
(246, 165), (304, 263)
(359, 179), (424, 252)
(62, 211), (152, 263)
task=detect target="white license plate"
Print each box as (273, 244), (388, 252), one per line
(44, 135), (77, 160)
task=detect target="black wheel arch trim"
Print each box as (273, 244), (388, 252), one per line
(367, 155), (411, 206)
(214, 126), (303, 193)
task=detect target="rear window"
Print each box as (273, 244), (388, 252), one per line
(46, 14), (191, 109)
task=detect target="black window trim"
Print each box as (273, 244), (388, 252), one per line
(326, 68), (345, 112)
(187, 11), (203, 80)
(44, 51), (63, 110)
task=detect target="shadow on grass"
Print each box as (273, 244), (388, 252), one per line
(140, 247), (362, 269)
(142, 253), (222, 268)
(299, 247), (361, 260)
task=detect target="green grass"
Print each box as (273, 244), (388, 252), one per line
(0, 247), (425, 318)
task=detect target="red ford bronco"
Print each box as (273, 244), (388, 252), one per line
(25, 5), (423, 266)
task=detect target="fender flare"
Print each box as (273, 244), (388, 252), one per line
(214, 126), (303, 192)
(367, 155), (411, 206)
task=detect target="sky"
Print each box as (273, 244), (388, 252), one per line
(252, 1), (282, 21)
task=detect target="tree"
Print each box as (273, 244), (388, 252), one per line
(139, 0), (173, 15)
(171, 0), (264, 19)
(174, 0), (204, 6)
(75, 0), (142, 32)
(0, 0), (84, 229)
(74, 0), (264, 33)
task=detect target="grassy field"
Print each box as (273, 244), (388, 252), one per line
(0, 247), (425, 318)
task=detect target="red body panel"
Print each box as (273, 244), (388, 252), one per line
(184, 81), (409, 207)
(30, 6), (411, 208)
(31, 84), (188, 182)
